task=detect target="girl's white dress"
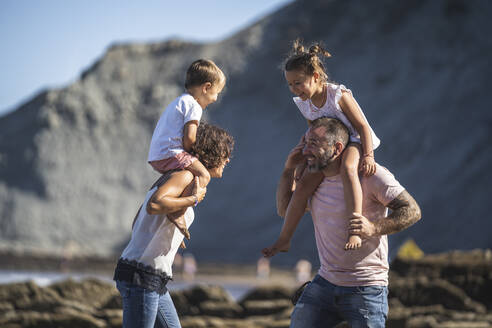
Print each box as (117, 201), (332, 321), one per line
(293, 83), (380, 150)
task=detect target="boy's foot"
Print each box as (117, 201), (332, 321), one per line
(261, 239), (291, 258)
(344, 234), (362, 250)
(168, 213), (191, 240)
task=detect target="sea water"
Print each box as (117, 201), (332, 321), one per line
(0, 270), (252, 300)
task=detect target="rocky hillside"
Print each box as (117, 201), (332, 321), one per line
(0, 0), (491, 264)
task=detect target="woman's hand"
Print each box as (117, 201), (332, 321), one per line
(359, 155), (376, 176)
(192, 177), (207, 203)
(146, 171), (197, 215)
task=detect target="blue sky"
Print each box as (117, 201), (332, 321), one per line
(0, 0), (291, 116)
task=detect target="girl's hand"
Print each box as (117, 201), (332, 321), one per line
(192, 177), (207, 203)
(360, 155), (376, 176)
(295, 161), (307, 182)
(285, 135), (306, 170)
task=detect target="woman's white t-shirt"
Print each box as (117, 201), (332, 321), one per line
(120, 185), (194, 277)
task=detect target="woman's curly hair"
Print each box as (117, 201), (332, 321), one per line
(190, 123), (234, 169)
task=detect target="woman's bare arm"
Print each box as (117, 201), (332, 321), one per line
(146, 171), (204, 215)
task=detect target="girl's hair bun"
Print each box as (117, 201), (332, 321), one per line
(309, 44), (331, 58)
(285, 39), (331, 82)
(293, 39), (305, 55)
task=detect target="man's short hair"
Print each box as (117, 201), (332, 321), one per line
(310, 117), (350, 147)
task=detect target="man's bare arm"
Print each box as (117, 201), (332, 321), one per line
(375, 190), (421, 235)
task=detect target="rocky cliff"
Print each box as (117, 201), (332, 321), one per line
(0, 0), (491, 264)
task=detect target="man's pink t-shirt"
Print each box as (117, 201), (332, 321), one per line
(310, 164), (404, 287)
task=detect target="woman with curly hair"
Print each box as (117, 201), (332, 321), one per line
(113, 123), (234, 328)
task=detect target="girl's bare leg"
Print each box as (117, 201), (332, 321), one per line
(341, 143), (363, 250)
(263, 170), (324, 257)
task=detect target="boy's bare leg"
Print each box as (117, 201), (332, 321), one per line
(167, 160), (209, 239)
(262, 171), (324, 257)
(341, 144), (363, 250)
(187, 159), (211, 188)
(167, 159), (210, 239)
(166, 175), (197, 240)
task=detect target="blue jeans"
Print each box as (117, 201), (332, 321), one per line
(116, 280), (181, 328)
(290, 274), (388, 328)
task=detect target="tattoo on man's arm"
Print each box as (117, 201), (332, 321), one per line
(376, 190), (422, 236)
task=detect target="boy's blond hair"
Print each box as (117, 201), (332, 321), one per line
(185, 59), (225, 89)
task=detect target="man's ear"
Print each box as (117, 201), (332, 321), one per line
(312, 71), (320, 83)
(334, 141), (345, 156)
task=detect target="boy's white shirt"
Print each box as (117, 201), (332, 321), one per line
(148, 93), (202, 162)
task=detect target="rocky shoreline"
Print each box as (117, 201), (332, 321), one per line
(1, 249), (491, 328)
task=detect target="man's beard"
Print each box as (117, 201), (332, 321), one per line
(307, 149), (335, 173)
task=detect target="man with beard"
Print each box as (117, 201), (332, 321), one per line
(262, 117), (421, 328)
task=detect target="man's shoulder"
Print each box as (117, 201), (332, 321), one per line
(361, 164), (399, 190)
(361, 164), (405, 205)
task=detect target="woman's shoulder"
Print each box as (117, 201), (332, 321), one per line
(168, 169), (195, 185)
(153, 169), (194, 190)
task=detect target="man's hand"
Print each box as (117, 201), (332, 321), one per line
(348, 213), (377, 239)
(374, 190), (422, 236)
(349, 190), (422, 239)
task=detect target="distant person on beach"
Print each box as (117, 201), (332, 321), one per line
(114, 123), (233, 328)
(265, 39), (380, 252)
(295, 259), (311, 283)
(148, 59), (226, 239)
(182, 253), (197, 281)
(256, 257), (271, 280)
(263, 117), (421, 327)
